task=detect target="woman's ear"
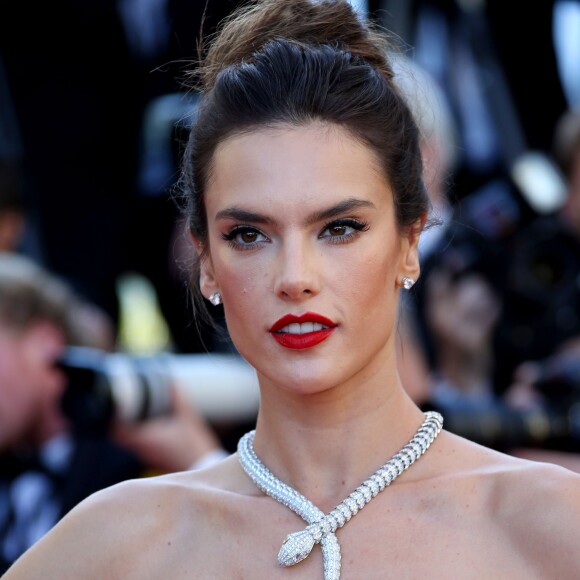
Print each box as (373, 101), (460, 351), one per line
(191, 234), (219, 300)
(398, 213), (426, 285)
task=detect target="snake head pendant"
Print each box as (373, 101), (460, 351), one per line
(278, 529), (316, 566)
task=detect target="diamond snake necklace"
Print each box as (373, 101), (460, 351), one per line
(237, 411), (443, 580)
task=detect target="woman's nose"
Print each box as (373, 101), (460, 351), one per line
(273, 238), (320, 301)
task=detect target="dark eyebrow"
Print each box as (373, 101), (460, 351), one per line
(304, 198), (376, 225)
(215, 207), (277, 225)
(214, 198), (375, 225)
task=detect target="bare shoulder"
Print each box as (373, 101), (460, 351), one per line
(435, 430), (580, 573)
(3, 456), (250, 580)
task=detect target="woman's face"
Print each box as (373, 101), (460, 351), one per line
(199, 123), (421, 394)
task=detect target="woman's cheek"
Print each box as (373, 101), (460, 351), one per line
(211, 249), (273, 352)
(216, 256), (268, 317)
(353, 251), (392, 294)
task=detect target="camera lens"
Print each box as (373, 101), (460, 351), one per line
(103, 353), (173, 423)
(57, 347), (173, 431)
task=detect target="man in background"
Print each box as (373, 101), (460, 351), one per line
(0, 252), (225, 573)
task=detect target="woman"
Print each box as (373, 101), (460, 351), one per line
(5, 1), (580, 578)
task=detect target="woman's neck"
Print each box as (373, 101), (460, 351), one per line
(251, 365), (424, 511)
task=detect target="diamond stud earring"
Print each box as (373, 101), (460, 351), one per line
(209, 292), (222, 306)
(402, 276), (414, 290)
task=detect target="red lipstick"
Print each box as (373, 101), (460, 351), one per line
(269, 312), (337, 350)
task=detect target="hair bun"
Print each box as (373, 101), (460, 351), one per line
(197, 0), (393, 89)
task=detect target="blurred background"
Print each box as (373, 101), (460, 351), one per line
(1, 0), (580, 449)
(1, 3), (580, 566)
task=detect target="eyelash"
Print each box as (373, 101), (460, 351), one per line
(221, 226), (268, 251)
(221, 218), (370, 250)
(320, 218), (370, 244)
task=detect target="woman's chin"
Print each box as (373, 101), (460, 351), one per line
(256, 360), (348, 398)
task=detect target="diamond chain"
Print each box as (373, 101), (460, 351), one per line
(238, 428), (341, 578)
(238, 411), (443, 579)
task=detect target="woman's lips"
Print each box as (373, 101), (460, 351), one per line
(269, 313), (337, 350)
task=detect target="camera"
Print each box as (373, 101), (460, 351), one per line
(424, 400), (577, 452)
(57, 347), (172, 434)
(507, 216), (580, 308)
(424, 354), (580, 452)
(495, 214), (580, 390)
(57, 346), (261, 434)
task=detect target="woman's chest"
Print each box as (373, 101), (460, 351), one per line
(183, 496), (537, 580)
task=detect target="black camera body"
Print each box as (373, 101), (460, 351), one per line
(426, 355), (580, 452)
(57, 347), (173, 434)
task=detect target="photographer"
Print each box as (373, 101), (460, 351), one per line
(0, 252), (226, 573)
(393, 51), (580, 459)
(410, 104), (580, 459)
(498, 107), (580, 463)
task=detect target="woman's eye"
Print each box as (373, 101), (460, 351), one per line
(320, 219), (369, 243)
(238, 230), (260, 243)
(222, 226), (268, 249)
(327, 224), (350, 236)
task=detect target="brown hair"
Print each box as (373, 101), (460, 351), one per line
(0, 252), (113, 348)
(178, 0), (429, 318)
